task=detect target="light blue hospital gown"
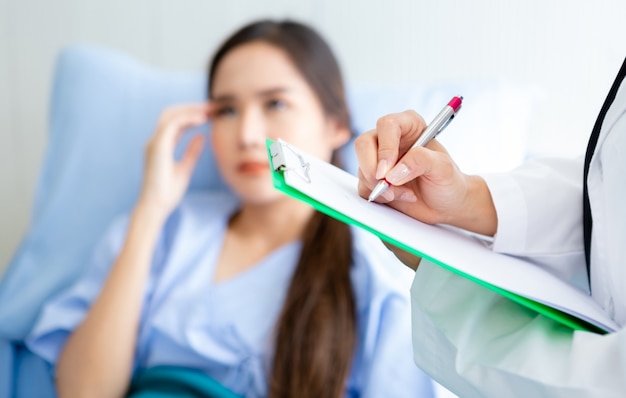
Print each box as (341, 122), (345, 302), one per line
(26, 192), (434, 397)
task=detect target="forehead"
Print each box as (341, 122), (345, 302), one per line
(211, 41), (309, 97)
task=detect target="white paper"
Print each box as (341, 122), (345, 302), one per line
(278, 140), (619, 333)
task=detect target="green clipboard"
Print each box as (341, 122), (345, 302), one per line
(267, 138), (612, 334)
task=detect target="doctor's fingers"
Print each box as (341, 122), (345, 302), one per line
(354, 130), (381, 184)
(355, 128), (427, 203)
(356, 169), (415, 203)
(384, 140), (455, 187)
(355, 131), (395, 202)
(374, 110), (426, 179)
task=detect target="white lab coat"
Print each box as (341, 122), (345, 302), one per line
(410, 73), (626, 397)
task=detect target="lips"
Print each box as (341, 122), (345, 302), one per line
(238, 161), (270, 174)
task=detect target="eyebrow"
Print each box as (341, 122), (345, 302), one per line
(211, 87), (290, 103)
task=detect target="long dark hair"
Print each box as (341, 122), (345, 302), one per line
(208, 20), (356, 398)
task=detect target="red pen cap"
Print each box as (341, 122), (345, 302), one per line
(448, 96), (463, 113)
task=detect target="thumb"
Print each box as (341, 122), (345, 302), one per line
(374, 110), (426, 179)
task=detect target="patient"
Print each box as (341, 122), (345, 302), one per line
(26, 19), (433, 398)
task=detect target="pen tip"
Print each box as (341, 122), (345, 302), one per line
(368, 180), (389, 202)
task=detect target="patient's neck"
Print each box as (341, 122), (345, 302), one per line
(229, 198), (314, 248)
(212, 199), (313, 283)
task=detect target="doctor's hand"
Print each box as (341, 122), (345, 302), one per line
(355, 110), (498, 237)
(138, 103), (213, 220)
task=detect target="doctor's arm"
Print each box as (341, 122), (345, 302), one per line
(355, 110), (586, 276)
(354, 110), (619, 396)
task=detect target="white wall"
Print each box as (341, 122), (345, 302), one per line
(1, 0), (626, 277)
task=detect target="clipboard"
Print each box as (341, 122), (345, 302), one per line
(267, 138), (618, 334)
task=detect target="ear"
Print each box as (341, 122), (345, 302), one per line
(326, 117), (352, 150)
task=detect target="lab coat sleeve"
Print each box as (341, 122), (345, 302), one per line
(411, 260), (626, 398)
(482, 156), (588, 286)
(25, 216), (130, 365)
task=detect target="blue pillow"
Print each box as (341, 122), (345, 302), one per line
(0, 44), (536, 340)
(0, 44), (230, 339)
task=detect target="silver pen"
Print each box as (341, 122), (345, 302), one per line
(368, 95), (463, 202)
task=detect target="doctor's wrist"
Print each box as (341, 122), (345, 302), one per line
(450, 175), (498, 237)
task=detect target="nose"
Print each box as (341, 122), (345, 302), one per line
(237, 106), (265, 149)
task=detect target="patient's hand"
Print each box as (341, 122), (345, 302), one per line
(138, 104), (213, 219)
(382, 240), (422, 271)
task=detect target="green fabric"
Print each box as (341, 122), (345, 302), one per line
(127, 366), (243, 398)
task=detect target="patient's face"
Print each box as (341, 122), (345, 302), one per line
(210, 41), (346, 204)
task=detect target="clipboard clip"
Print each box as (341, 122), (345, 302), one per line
(270, 139), (311, 183)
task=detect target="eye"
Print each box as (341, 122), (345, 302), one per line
(215, 106), (236, 118)
(266, 98), (287, 111)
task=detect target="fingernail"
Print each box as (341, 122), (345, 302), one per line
(385, 163), (410, 184)
(381, 189), (395, 202)
(398, 191), (417, 202)
(375, 160), (388, 180)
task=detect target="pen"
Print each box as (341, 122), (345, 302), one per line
(368, 95), (463, 202)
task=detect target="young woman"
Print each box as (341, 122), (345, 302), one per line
(27, 20), (434, 398)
